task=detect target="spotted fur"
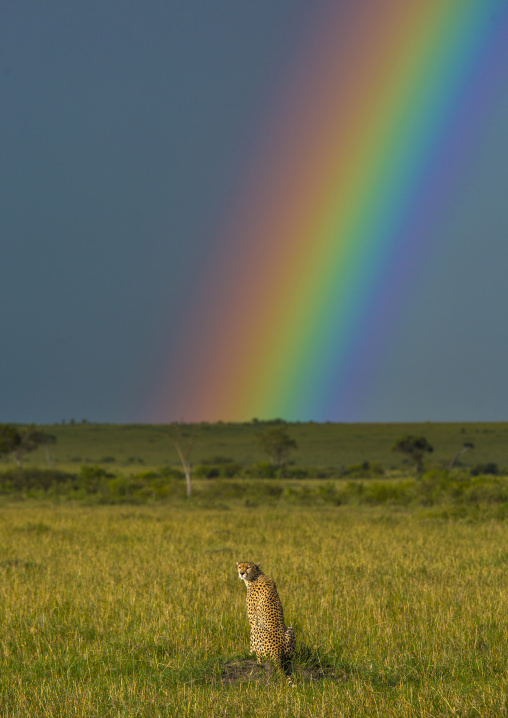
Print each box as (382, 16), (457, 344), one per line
(236, 561), (296, 685)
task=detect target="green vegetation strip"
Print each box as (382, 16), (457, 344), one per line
(1, 467), (508, 521)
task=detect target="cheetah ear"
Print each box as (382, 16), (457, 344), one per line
(255, 563), (262, 570)
(236, 562), (239, 568)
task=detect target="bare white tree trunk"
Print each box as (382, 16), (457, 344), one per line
(44, 447), (54, 468)
(175, 442), (192, 499)
(448, 443), (474, 470)
(168, 423), (196, 499)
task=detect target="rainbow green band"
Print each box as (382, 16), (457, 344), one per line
(155, 0), (508, 422)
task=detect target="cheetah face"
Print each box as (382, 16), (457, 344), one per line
(236, 561), (262, 583)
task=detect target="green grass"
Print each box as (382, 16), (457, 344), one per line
(1, 503), (507, 716)
(10, 421), (508, 474)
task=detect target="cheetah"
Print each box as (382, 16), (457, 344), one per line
(236, 561), (296, 685)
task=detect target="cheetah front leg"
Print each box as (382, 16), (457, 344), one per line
(249, 627), (262, 662)
(247, 613), (257, 656)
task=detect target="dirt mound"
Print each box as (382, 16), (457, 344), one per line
(221, 659), (272, 684)
(221, 658), (345, 684)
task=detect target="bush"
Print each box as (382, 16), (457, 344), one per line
(243, 462), (277, 478)
(158, 466), (184, 479)
(218, 463), (243, 478)
(198, 479), (284, 502)
(0, 465), (188, 503)
(244, 464), (336, 479)
(80, 465), (114, 480)
(0, 468), (77, 494)
(341, 461), (384, 478)
(106, 476), (143, 498)
(316, 482), (339, 503)
(194, 465), (221, 479)
(199, 456), (235, 465)
(276, 466), (309, 478)
(471, 463), (499, 476)
(77, 465), (114, 495)
(315, 467), (339, 479)
(465, 477), (508, 504)
(101, 474), (179, 503)
(364, 481), (412, 505)
(194, 463), (243, 478)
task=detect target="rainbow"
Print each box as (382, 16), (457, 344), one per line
(154, 0), (508, 422)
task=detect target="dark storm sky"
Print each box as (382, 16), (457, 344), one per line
(2, 1), (508, 424)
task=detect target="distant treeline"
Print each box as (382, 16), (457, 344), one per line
(6, 421), (508, 472)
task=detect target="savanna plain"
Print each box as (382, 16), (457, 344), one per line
(2, 506), (508, 717)
(1, 423), (508, 716)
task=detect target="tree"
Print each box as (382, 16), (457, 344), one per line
(0, 424), (56, 468)
(448, 442), (474, 470)
(0, 424), (21, 459)
(257, 427), (297, 467)
(14, 425), (56, 468)
(391, 435), (433, 474)
(168, 423), (197, 498)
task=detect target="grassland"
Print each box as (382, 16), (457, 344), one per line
(2, 423), (508, 715)
(1, 503), (508, 717)
(12, 421), (508, 474)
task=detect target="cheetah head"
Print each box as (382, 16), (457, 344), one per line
(236, 561), (262, 583)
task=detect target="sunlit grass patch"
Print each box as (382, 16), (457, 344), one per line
(1, 504), (507, 716)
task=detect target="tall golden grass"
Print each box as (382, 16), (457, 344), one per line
(1, 504), (507, 716)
